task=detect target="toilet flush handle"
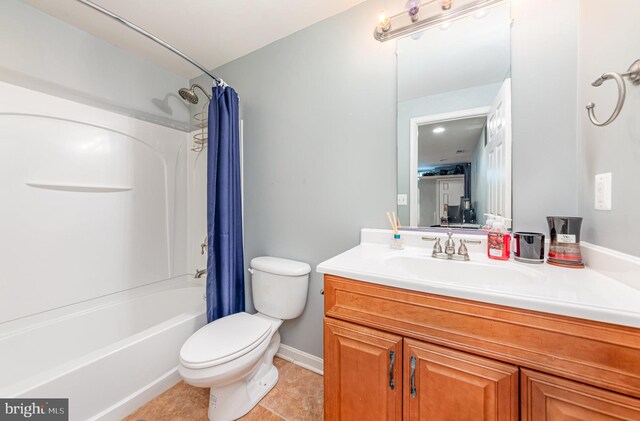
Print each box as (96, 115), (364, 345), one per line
(248, 267), (254, 274)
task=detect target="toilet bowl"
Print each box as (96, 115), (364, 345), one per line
(178, 256), (310, 421)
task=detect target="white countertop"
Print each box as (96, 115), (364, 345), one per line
(317, 229), (640, 328)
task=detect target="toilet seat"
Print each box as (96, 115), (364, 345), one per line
(179, 312), (272, 369)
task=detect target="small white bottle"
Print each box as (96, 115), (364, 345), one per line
(390, 233), (404, 250)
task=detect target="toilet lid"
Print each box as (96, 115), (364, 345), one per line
(180, 312), (272, 369)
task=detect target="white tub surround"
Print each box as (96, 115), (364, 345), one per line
(317, 229), (640, 328)
(0, 80), (199, 421)
(0, 81), (189, 324)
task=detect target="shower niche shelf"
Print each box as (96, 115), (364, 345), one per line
(25, 182), (133, 193)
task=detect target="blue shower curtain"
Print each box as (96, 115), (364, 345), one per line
(206, 85), (244, 323)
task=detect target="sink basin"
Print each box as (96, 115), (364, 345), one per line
(382, 255), (545, 288)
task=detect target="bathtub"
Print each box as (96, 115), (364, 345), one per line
(0, 277), (207, 421)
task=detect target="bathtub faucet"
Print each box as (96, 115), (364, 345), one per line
(195, 269), (207, 279)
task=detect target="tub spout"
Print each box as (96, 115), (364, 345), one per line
(195, 269), (207, 279)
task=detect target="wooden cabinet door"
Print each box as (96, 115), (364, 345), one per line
(521, 369), (640, 420)
(404, 338), (518, 421)
(324, 317), (403, 421)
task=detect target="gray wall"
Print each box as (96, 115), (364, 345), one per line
(511, 0), (580, 233)
(189, 0), (610, 358)
(471, 130), (488, 221)
(577, 0), (640, 257)
(192, 0), (397, 358)
(0, 0), (190, 131)
(419, 178), (438, 226)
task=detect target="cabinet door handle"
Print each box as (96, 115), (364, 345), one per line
(410, 355), (417, 398)
(389, 350), (396, 390)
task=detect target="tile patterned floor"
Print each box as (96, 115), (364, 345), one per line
(123, 357), (323, 421)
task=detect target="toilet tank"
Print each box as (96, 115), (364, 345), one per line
(250, 256), (311, 320)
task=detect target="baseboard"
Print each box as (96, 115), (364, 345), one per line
(276, 344), (324, 376)
(91, 367), (181, 421)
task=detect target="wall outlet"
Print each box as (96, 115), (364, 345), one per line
(594, 172), (612, 211)
(397, 194), (408, 206)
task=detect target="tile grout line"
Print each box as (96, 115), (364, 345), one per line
(258, 403), (293, 421)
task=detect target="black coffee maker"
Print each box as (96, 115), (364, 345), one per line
(459, 197), (476, 224)
(463, 208), (477, 224)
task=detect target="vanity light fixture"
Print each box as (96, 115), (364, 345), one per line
(373, 0), (503, 42)
(375, 9), (391, 34)
(432, 127), (446, 134)
(406, 0), (421, 22)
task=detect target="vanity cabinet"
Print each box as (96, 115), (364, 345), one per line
(324, 318), (403, 421)
(323, 275), (640, 420)
(521, 369), (640, 420)
(404, 339), (518, 421)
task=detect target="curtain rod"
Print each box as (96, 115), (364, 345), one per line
(76, 0), (224, 86)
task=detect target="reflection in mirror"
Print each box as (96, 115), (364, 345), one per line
(416, 115), (486, 228)
(396, 1), (511, 230)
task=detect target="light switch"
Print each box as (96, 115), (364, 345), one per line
(594, 173), (612, 210)
(397, 194), (408, 206)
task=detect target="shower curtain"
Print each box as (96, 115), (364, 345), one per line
(206, 85), (244, 323)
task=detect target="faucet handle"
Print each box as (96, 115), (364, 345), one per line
(421, 237), (443, 255)
(444, 232), (456, 255)
(200, 235), (208, 255)
(457, 238), (482, 260)
(458, 239), (468, 256)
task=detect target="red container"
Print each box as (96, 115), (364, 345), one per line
(487, 232), (511, 260)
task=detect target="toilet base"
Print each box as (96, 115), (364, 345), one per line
(207, 332), (281, 421)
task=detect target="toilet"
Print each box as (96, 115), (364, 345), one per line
(178, 256), (311, 421)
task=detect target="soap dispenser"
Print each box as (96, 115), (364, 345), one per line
(487, 215), (511, 261)
(482, 213), (496, 231)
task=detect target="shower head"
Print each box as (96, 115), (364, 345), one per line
(179, 87), (199, 104)
(178, 84), (212, 104)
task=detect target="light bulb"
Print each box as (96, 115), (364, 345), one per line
(376, 9), (391, 33)
(440, 0), (452, 10)
(405, 0), (420, 22)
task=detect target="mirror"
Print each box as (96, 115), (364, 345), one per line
(396, 1), (512, 230)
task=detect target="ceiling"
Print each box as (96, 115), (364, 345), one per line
(21, 0), (367, 79)
(418, 116), (486, 169)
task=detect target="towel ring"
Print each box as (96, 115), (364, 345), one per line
(586, 59), (640, 127)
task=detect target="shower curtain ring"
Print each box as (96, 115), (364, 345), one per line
(586, 72), (626, 127)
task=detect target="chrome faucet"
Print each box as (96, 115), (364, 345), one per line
(444, 232), (456, 256)
(200, 235), (208, 255)
(422, 232), (482, 261)
(196, 235), (208, 278)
